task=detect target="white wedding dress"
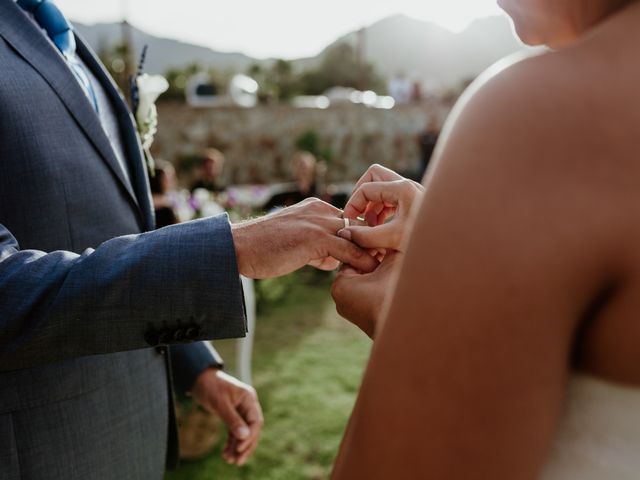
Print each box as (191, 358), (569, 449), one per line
(539, 375), (640, 479)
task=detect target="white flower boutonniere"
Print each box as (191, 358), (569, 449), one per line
(134, 73), (169, 176)
(131, 47), (169, 177)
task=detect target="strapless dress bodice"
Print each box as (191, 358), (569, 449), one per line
(540, 375), (640, 479)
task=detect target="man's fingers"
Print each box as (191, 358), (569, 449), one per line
(236, 437), (256, 454)
(307, 217), (369, 272)
(237, 442), (259, 466)
(236, 394), (264, 454)
(325, 236), (379, 273)
(217, 400), (252, 442)
(338, 224), (400, 250)
(236, 437), (258, 458)
(223, 435), (238, 464)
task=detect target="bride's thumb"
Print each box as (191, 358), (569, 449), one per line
(337, 224), (397, 250)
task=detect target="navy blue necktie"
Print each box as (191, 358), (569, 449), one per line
(17, 0), (99, 112)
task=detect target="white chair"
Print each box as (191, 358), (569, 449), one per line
(236, 276), (256, 385)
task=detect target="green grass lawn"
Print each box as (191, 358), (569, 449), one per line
(165, 273), (372, 480)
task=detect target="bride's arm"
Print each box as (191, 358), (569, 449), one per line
(332, 56), (625, 479)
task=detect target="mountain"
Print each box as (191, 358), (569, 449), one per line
(73, 22), (259, 74)
(73, 14), (525, 87)
(313, 14), (524, 87)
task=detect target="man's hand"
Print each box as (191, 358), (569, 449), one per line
(231, 198), (379, 279)
(190, 369), (264, 466)
(331, 252), (402, 338)
(340, 165), (424, 252)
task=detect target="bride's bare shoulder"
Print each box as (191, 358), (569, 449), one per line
(440, 12), (640, 167)
(433, 40), (637, 186)
(440, 48), (596, 156)
(424, 41), (640, 297)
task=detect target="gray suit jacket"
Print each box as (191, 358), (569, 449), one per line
(0, 2), (246, 478)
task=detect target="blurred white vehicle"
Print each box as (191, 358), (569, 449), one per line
(324, 86), (356, 104)
(186, 73), (258, 108)
(291, 95), (330, 109)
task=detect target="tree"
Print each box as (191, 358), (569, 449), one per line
(164, 63), (205, 100)
(244, 44), (388, 104)
(247, 59), (301, 102)
(298, 42), (386, 95)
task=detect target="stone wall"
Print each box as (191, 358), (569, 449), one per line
(153, 101), (449, 185)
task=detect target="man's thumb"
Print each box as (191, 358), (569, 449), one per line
(219, 403), (251, 439)
(234, 425), (251, 440)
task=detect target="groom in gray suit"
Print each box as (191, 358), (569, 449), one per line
(0, 1), (377, 478)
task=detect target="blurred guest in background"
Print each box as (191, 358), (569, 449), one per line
(410, 81), (423, 103)
(388, 72), (412, 105)
(417, 116), (440, 179)
(264, 151), (319, 211)
(150, 161), (180, 228)
(191, 148), (226, 193)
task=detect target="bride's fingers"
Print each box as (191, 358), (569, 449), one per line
(338, 223), (401, 251)
(365, 206), (380, 227)
(376, 206), (396, 226)
(359, 202), (396, 227)
(338, 264), (362, 276)
(345, 180), (420, 222)
(373, 247), (387, 263)
(352, 164), (406, 192)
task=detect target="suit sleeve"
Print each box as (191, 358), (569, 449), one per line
(0, 214), (247, 372)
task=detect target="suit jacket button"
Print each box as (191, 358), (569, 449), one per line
(185, 327), (200, 341)
(173, 328), (186, 342)
(158, 331), (172, 345)
(144, 330), (161, 347)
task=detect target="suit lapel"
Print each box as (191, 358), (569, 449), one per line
(74, 34), (156, 231)
(0, 1), (147, 227)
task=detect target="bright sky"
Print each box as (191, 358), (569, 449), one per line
(56, 0), (506, 59)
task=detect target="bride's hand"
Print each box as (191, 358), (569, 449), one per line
(331, 252), (402, 338)
(340, 165), (424, 252)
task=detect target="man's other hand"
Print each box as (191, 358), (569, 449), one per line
(191, 369), (264, 466)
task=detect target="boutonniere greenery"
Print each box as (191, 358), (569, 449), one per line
(131, 46), (169, 177)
